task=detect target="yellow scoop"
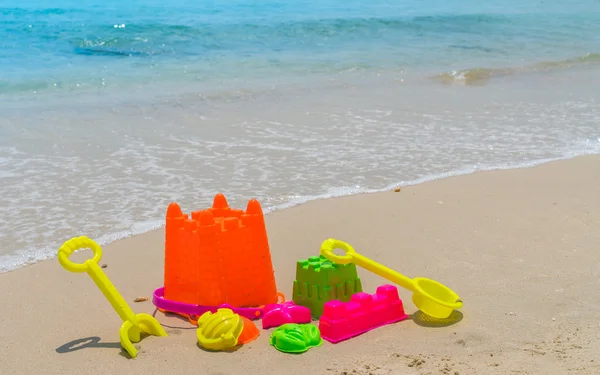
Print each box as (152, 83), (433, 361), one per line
(320, 238), (463, 319)
(58, 236), (167, 358)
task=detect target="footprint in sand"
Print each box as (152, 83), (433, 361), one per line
(521, 324), (600, 373)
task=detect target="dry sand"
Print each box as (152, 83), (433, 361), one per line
(1, 155), (599, 375)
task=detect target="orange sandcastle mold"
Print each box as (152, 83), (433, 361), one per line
(164, 193), (279, 308)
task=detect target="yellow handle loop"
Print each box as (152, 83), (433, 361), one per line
(57, 236), (103, 273)
(320, 238), (417, 292)
(319, 238), (355, 264)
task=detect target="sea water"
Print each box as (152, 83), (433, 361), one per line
(1, 0), (599, 272)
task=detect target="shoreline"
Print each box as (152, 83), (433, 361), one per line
(1, 154), (599, 374)
(3, 56), (600, 112)
(2, 152), (599, 274)
(2, 53), (599, 270)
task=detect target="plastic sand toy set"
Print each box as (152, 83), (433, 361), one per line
(57, 193), (463, 357)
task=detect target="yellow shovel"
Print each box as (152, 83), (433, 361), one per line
(58, 236), (167, 358)
(320, 238), (463, 319)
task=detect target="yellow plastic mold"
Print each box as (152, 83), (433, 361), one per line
(196, 308), (244, 351)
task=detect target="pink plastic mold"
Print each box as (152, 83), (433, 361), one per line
(318, 284), (409, 343)
(262, 301), (312, 329)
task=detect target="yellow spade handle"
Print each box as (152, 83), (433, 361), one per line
(320, 238), (417, 293)
(58, 236), (138, 324)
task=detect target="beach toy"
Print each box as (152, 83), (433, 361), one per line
(156, 298), (259, 344)
(262, 301), (312, 329)
(57, 236), (167, 358)
(196, 308), (244, 351)
(152, 286), (283, 321)
(292, 255), (362, 318)
(320, 239), (463, 319)
(177, 312), (260, 344)
(162, 194), (279, 310)
(319, 284), (409, 343)
(238, 316), (260, 344)
(269, 323), (323, 354)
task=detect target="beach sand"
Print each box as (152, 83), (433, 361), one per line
(1, 155), (599, 375)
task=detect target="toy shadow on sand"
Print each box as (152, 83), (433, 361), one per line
(196, 342), (242, 354)
(56, 336), (123, 354)
(411, 310), (463, 328)
(56, 334), (160, 359)
(151, 308), (197, 330)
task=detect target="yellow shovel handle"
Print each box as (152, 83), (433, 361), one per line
(58, 236), (137, 323)
(320, 238), (417, 293)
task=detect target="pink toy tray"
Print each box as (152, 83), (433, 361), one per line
(153, 286), (279, 320)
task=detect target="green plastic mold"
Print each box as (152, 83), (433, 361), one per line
(292, 255), (362, 318)
(269, 323), (323, 354)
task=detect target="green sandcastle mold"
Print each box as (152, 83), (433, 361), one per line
(269, 323), (323, 354)
(292, 255), (362, 318)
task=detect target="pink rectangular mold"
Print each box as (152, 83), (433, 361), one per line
(318, 284), (409, 343)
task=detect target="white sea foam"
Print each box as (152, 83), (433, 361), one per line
(1, 73), (599, 273)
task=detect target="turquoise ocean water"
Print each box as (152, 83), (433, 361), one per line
(3, 0), (600, 96)
(1, 0), (600, 271)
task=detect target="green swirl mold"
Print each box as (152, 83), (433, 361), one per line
(269, 323), (323, 354)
